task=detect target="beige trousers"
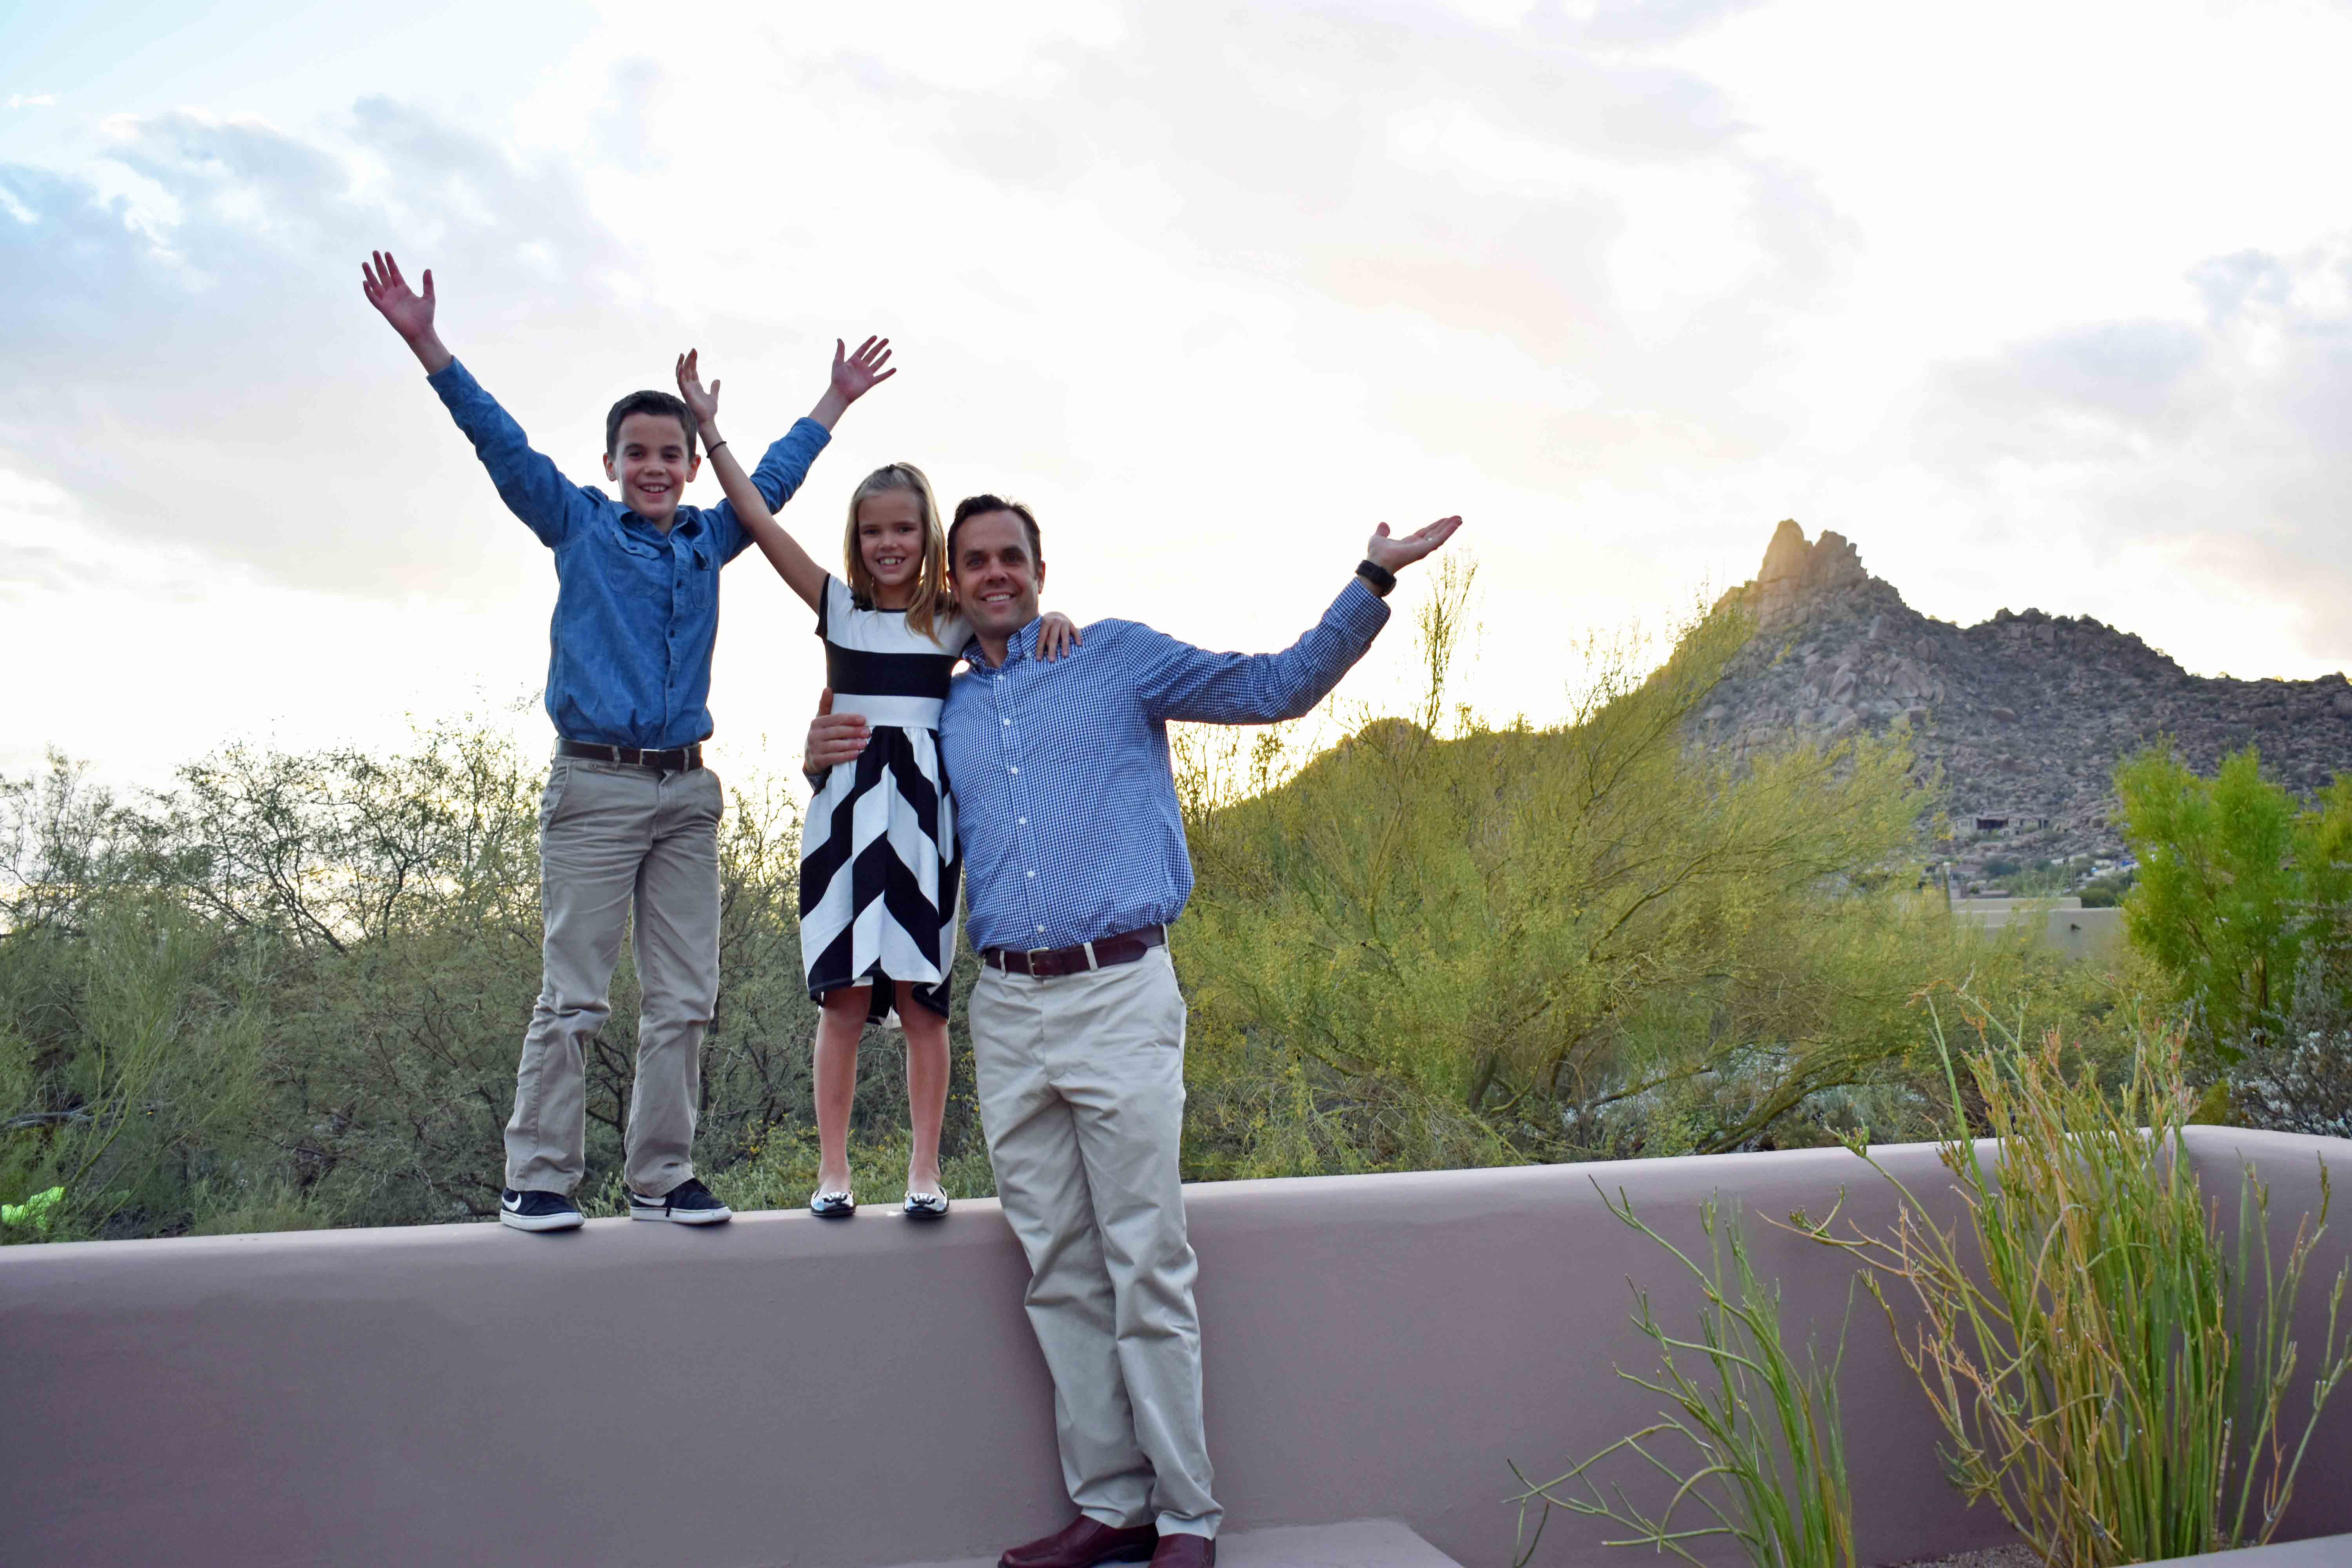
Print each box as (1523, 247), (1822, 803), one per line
(969, 947), (1220, 1539)
(505, 756), (723, 1196)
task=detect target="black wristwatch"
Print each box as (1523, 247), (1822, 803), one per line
(1355, 558), (1397, 597)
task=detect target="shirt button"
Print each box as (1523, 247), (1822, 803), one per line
(1009, 766), (1019, 775)
(1026, 869), (1035, 878)
(1002, 718), (1011, 726)
(1018, 817), (1027, 825)
(1036, 924), (1045, 933)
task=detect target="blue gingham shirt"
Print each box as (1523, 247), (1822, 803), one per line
(942, 579), (1390, 952)
(428, 358), (831, 749)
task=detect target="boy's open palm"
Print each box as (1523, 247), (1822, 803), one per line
(675, 349), (720, 426)
(361, 251), (434, 340)
(832, 336), (896, 404)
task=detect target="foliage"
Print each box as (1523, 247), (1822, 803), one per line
(1798, 996), (2350, 1568)
(0, 721), (940, 1238)
(1511, 1190), (1856, 1568)
(0, 889), (266, 1239)
(2115, 744), (2352, 1058)
(2, 564), (2176, 1243)
(2229, 945), (2352, 1140)
(2076, 873), (2131, 910)
(1175, 566), (2122, 1165)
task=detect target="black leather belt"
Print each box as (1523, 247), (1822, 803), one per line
(984, 924), (1167, 979)
(557, 739), (705, 771)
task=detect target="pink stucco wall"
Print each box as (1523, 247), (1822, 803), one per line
(2, 1128), (2345, 1567)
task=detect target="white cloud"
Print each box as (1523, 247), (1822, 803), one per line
(9, 0), (2352, 784)
(7, 93), (58, 110)
(1904, 236), (2352, 676)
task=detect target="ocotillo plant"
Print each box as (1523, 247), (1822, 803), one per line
(1511, 1187), (1857, 1568)
(1797, 1000), (2348, 1568)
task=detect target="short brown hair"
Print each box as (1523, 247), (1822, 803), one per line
(947, 494), (1043, 571)
(604, 390), (696, 457)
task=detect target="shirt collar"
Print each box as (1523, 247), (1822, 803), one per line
(968, 614), (1046, 670)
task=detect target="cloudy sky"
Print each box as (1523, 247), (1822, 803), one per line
(6, 0), (2351, 789)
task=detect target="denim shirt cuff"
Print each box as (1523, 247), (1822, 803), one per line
(425, 357), (479, 403)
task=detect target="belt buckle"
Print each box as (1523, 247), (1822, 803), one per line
(1024, 946), (1052, 978)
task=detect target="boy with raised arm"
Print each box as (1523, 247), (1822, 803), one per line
(359, 250), (895, 1232)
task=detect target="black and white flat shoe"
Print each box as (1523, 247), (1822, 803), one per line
(809, 1188), (856, 1220)
(903, 1189), (950, 1221)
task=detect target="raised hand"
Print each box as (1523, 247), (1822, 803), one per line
(1366, 515), (1464, 573)
(675, 348), (721, 429)
(360, 250), (451, 372)
(831, 336), (897, 405)
(361, 250), (434, 341)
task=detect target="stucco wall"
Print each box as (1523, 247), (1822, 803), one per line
(3, 1129), (2345, 1568)
(1955, 900), (2127, 960)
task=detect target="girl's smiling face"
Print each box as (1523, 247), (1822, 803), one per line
(856, 488), (929, 604)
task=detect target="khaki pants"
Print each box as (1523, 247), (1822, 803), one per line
(505, 757), (723, 1196)
(969, 947), (1220, 1539)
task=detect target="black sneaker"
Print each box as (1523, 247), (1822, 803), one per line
(628, 1176), (732, 1225)
(500, 1188), (584, 1232)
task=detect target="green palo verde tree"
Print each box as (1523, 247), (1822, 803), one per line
(1174, 563), (1931, 1161)
(2114, 743), (2352, 1058)
(1797, 996), (2350, 1568)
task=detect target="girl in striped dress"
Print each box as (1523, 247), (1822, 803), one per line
(676, 346), (1077, 1220)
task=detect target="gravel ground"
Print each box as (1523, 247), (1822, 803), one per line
(1884, 1549), (2041, 1568)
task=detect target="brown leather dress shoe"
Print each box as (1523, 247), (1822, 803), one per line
(997, 1515), (1158, 1568)
(1148, 1535), (1215, 1566)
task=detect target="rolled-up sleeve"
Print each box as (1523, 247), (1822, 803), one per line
(1134, 577), (1391, 724)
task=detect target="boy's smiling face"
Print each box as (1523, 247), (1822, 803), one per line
(603, 411), (699, 528)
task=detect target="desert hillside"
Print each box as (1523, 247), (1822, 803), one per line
(1697, 520), (2352, 863)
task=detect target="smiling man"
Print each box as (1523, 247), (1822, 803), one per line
(360, 250), (892, 1234)
(806, 494), (1461, 1566)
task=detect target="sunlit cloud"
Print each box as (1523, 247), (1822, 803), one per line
(5, 0), (2352, 790)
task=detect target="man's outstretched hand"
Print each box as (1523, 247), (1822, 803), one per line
(360, 251), (452, 374)
(804, 688), (874, 778)
(1367, 515), (1464, 574)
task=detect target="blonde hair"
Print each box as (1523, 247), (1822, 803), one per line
(842, 463), (952, 641)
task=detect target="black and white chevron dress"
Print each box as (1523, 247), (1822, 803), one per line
(800, 576), (965, 1023)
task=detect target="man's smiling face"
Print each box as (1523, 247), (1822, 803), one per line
(952, 509), (1045, 642)
(603, 410), (698, 528)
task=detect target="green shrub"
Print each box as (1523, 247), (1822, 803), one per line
(1512, 1190), (1856, 1568)
(2115, 744), (2352, 1058)
(1802, 997), (2350, 1566)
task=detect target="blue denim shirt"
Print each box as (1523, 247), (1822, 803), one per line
(941, 580), (1390, 952)
(428, 358), (830, 749)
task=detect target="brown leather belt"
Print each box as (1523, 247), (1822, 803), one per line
(984, 924), (1167, 979)
(558, 739), (705, 772)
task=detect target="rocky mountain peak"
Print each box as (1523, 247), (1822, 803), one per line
(1751, 519), (1875, 629)
(1699, 523), (2352, 863)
